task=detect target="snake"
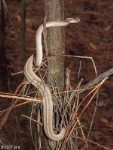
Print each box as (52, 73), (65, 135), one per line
(24, 18), (80, 141)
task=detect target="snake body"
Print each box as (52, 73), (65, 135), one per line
(35, 18), (80, 66)
(24, 18), (80, 141)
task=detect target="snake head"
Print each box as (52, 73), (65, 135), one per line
(66, 17), (80, 23)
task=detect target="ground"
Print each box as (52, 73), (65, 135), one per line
(0, 0), (113, 150)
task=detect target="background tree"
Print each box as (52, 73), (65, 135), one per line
(0, 0), (8, 91)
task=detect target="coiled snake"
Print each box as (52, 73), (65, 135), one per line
(24, 18), (80, 141)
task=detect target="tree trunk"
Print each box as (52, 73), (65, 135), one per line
(20, 0), (26, 66)
(32, 1), (65, 149)
(44, 0), (65, 91)
(44, 0), (65, 149)
(0, 1), (8, 91)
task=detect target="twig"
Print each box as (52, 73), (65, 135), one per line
(60, 79), (105, 150)
(0, 92), (42, 103)
(11, 71), (23, 76)
(81, 68), (113, 93)
(21, 114), (43, 126)
(2, 0), (8, 13)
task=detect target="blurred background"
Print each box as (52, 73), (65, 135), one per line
(0, 0), (113, 149)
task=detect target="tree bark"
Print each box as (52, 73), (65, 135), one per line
(44, 0), (65, 91)
(20, 0), (26, 66)
(32, 1), (65, 149)
(44, 0), (65, 149)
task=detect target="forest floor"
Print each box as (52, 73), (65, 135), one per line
(0, 0), (113, 150)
